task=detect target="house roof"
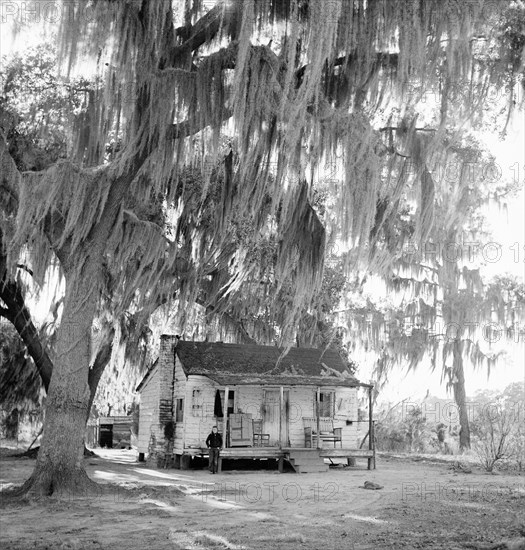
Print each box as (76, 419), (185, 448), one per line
(135, 358), (158, 392)
(175, 341), (361, 387)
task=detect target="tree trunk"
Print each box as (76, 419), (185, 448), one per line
(19, 261), (99, 496)
(442, 228), (471, 451)
(86, 331), (115, 422)
(452, 338), (470, 451)
(22, 335), (114, 460)
(15, 163), (130, 496)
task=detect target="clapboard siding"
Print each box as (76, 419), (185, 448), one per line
(137, 363), (159, 454)
(236, 385), (263, 419)
(177, 373), (215, 449)
(172, 356), (187, 452)
(289, 387), (316, 446)
(335, 387), (359, 447)
(140, 367), (360, 453)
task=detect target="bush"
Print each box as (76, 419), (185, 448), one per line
(375, 404), (435, 453)
(472, 401), (515, 472)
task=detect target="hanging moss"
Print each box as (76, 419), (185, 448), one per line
(2, 0), (522, 346)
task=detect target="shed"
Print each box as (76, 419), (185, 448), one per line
(86, 416), (134, 449)
(136, 336), (375, 472)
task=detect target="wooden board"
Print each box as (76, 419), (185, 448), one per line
(229, 413), (253, 446)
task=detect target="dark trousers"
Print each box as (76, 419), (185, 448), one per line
(208, 447), (220, 472)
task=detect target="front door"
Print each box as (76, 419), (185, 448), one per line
(262, 389), (289, 446)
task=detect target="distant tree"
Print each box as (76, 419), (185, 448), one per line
(339, 127), (525, 450)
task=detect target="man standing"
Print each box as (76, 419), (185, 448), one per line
(206, 425), (223, 474)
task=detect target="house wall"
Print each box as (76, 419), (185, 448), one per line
(289, 387), (315, 445)
(180, 374), (218, 449)
(137, 364), (159, 454)
(171, 356), (192, 452)
(334, 387), (359, 447)
(178, 382), (359, 449)
(236, 385), (263, 421)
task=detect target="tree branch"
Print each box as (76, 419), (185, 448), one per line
(0, 128), (21, 215)
(167, 43), (398, 139)
(16, 264), (33, 276)
(296, 52), (399, 89)
(169, 107), (233, 139)
(197, 296), (258, 345)
(170, 1), (239, 61)
(0, 232), (53, 391)
(379, 126), (437, 133)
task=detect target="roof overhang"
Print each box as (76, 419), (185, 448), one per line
(194, 373), (360, 388)
(135, 358), (158, 392)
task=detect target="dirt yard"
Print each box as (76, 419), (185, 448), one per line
(0, 448), (524, 550)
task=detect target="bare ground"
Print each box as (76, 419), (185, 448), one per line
(0, 448), (524, 550)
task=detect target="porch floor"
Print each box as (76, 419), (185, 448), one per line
(180, 446), (375, 470)
(183, 447), (284, 459)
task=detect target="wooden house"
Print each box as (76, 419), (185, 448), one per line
(136, 336), (375, 472)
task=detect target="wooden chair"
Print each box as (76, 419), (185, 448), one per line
(303, 417), (342, 448)
(252, 419), (270, 447)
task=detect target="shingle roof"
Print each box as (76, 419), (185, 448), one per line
(175, 341), (360, 387)
(135, 358), (158, 392)
(202, 373), (358, 388)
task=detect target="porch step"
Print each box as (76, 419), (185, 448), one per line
(286, 449), (329, 473)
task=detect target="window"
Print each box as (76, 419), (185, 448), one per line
(216, 390), (235, 417)
(175, 398), (184, 422)
(318, 392), (334, 417)
(214, 390), (224, 417)
(227, 390), (235, 415)
(192, 389), (203, 416)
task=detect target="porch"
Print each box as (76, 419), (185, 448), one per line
(173, 445), (375, 472)
(201, 381), (376, 448)
(170, 379), (376, 472)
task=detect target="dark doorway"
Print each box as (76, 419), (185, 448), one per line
(99, 424), (113, 448)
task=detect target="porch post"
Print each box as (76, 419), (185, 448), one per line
(223, 386), (229, 449)
(279, 386), (284, 448)
(316, 387), (321, 450)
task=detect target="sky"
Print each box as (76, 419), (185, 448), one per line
(478, 107), (525, 278)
